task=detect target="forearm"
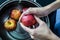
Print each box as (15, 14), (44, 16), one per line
(33, 33), (60, 40)
(48, 33), (60, 40)
(38, 31), (60, 40)
(45, 30), (60, 40)
(45, 1), (60, 15)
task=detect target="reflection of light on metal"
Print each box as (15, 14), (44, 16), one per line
(6, 21), (31, 39)
(34, 0), (36, 2)
(6, 31), (16, 40)
(4, 17), (9, 23)
(18, 0), (21, 3)
(33, 25), (35, 28)
(0, 37), (2, 40)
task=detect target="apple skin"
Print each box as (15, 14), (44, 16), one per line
(11, 9), (21, 20)
(4, 19), (16, 31)
(21, 14), (37, 27)
(23, 8), (27, 11)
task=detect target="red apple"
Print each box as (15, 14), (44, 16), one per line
(11, 9), (21, 20)
(21, 14), (36, 26)
(23, 8), (28, 12)
(4, 18), (16, 31)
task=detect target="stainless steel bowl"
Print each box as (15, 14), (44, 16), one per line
(0, 0), (50, 40)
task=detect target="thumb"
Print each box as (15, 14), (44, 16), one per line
(20, 23), (35, 35)
(34, 16), (44, 25)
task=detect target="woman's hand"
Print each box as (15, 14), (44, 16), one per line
(20, 16), (57, 40)
(21, 0), (60, 18)
(22, 7), (49, 17)
(56, 0), (60, 2)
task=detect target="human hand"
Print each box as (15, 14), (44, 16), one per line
(56, 0), (60, 2)
(20, 16), (53, 40)
(22, 7), (49, 17)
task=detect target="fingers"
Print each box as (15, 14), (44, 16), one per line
(20, 23), (34, 34)
(19, 8), (31, 22)
(34, 16), (44, 24)
(19, 12), (24, 22)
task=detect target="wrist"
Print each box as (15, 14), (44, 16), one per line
(48, 32), (60, 40)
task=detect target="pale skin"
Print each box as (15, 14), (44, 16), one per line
(19, 0), (60, 40)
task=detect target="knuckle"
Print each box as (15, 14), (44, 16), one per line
(32, 30), (37, 36)
(41, 22), (46, 25)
